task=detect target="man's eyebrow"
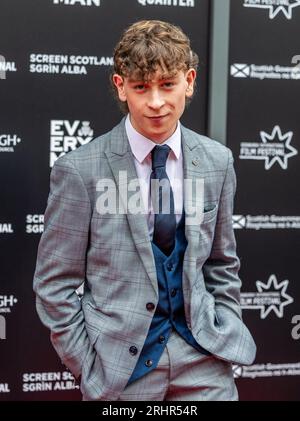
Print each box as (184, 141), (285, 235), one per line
(128, 74), (178, 83)
(160, 73), (178, 80)
(128, 78), (144, 83)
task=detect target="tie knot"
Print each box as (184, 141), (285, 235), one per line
(151, 145), (171, 170)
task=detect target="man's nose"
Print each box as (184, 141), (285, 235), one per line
(147, 89), (165, 109)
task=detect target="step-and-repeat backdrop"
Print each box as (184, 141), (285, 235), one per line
(0, 0), (209, 400)
(227, 0), (300, 401)
(0, 0), (299, 401)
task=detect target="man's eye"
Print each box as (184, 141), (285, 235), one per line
(134, 85), (146, 90)
(163, 82), (174, 88)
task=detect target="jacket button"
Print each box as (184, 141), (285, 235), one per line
(171, 288), (177, 298)
(159, 335), (165, 344)
(145, 360), (153, 367)
(146, 302), (155, 311)
(129, 346), (138, 356)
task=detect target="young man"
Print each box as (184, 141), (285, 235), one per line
(33, 20), (256, 401)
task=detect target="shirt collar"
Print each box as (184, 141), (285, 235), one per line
(125, 114), (181, 164)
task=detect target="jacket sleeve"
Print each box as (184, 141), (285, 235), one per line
(33, 155), (91, 378)
(203, 149), (242, 319)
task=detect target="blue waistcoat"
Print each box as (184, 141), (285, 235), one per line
(127, 212), (210, 385)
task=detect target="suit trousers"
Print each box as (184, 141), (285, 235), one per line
(118, 328), (238, 401)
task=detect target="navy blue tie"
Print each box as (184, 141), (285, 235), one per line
(150, 145), (176, 256)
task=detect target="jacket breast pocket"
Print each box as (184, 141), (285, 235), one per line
(202, 204), (218, 224)
(197, 204), (218, 255)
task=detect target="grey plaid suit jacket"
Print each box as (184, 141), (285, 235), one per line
(33, 118), (256, 401)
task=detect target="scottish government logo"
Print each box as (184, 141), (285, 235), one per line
(233, 214), (300, 230)
(233, 362), (300, 379)
(231, 62), (300, 80)
(243, 0), (300, 20)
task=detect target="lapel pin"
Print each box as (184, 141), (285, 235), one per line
(192, 157), (200, 166)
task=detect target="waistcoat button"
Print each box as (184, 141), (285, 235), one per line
(166, 262), (174, 271)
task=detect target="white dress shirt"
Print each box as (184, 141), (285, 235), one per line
(125, 114), (183, 238)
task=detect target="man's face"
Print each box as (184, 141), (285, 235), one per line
(113, 68), (196, 143)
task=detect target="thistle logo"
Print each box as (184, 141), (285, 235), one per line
(240, 126), (298, 170)
(50, 120), (94, 167)
(241, 274), (294, 319)
(53, 0), (101, 6)
(243, 0), (300, 20)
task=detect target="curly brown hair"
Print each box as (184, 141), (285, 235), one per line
(111, 20), (199, 114)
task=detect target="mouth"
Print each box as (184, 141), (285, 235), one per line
(146, 115), (169, 121)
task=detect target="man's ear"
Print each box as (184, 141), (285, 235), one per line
(185, 68), (197, 98)
(113, 74), (127, 102)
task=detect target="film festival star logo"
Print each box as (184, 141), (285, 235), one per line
(50, 120), (94, 167)
(243, 0), (300, 19)
(241, 274), (294, 319)
(240, 126), (298, 170)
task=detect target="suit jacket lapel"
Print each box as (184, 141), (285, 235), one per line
(181, 125), (203, 239)
(180, 126), (205, 297)
(105, 119), (159, 297)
